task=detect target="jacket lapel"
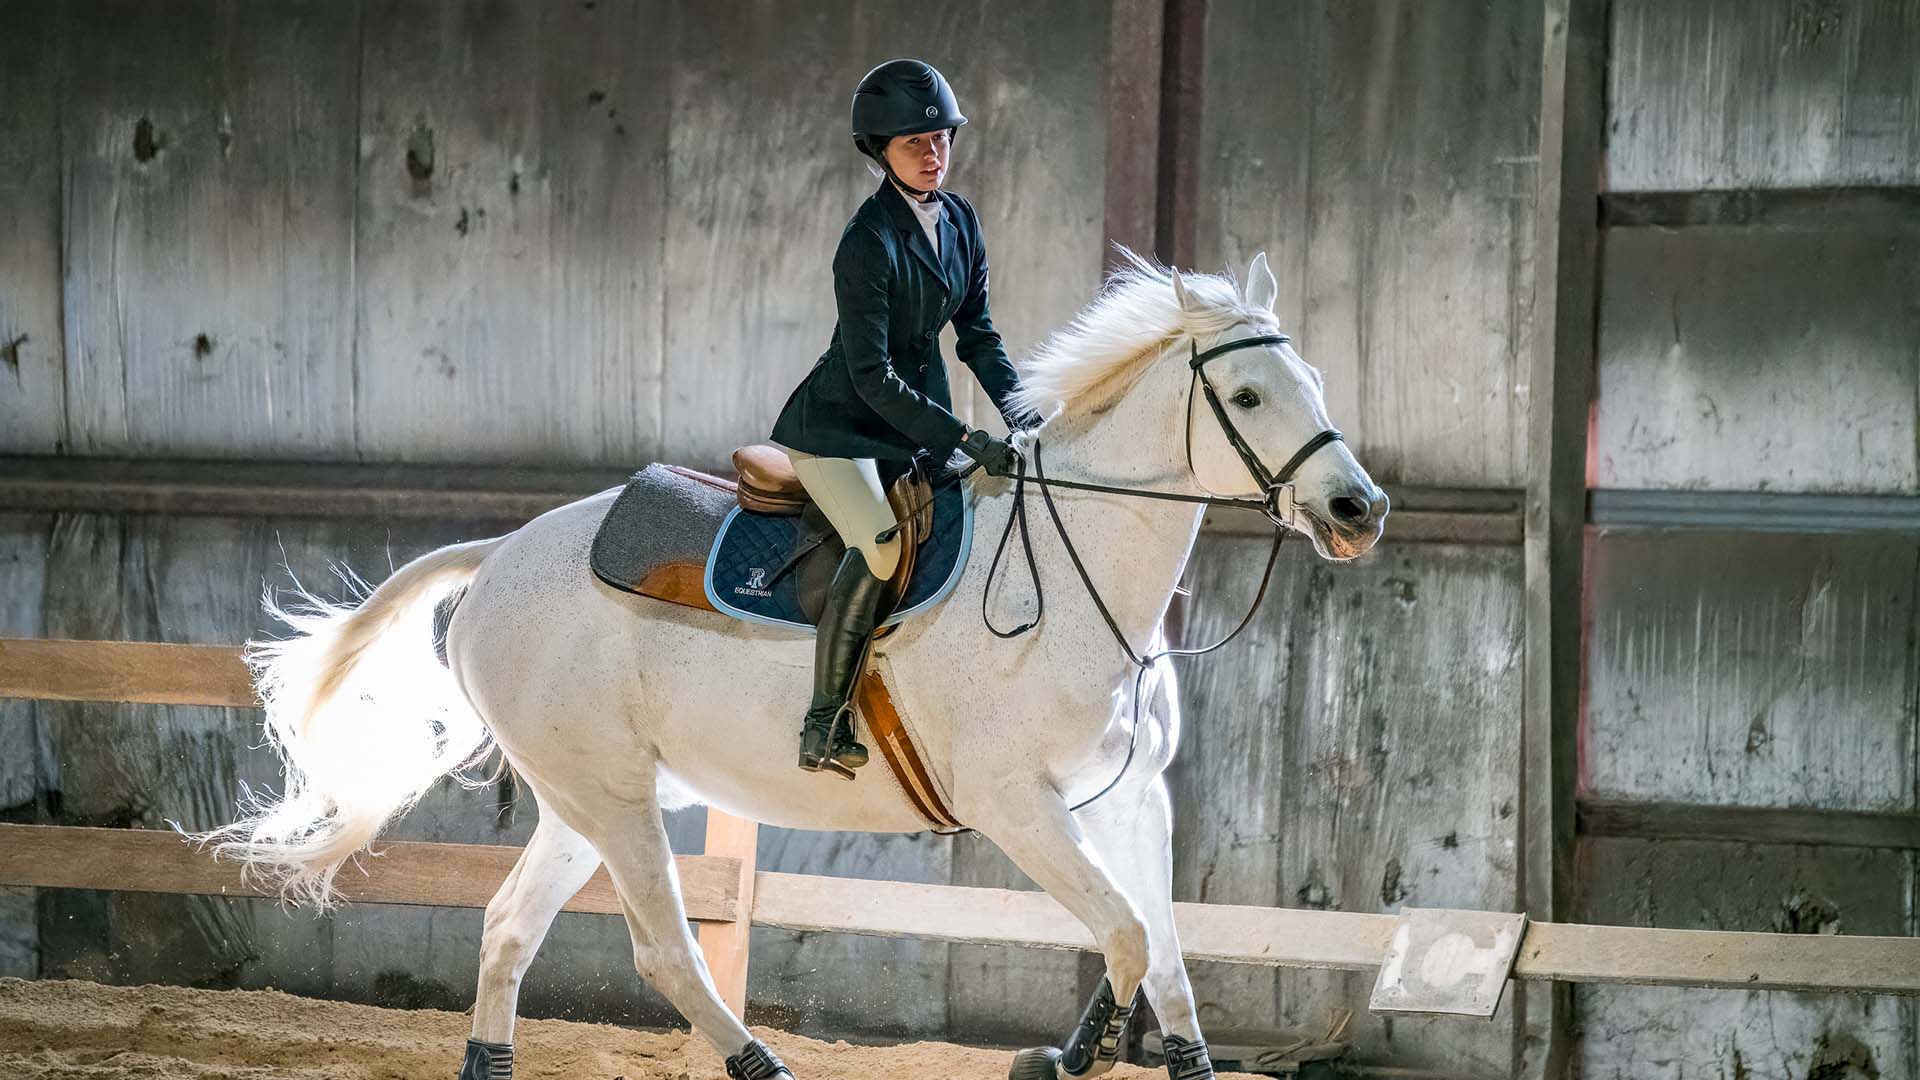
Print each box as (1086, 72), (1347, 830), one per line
(879, 180), (949, 291)
(935, 195), (965, 300)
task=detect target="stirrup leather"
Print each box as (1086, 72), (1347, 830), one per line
(725, 1039), (790, 1080)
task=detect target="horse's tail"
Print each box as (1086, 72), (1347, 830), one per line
(195, 536), (505, 909)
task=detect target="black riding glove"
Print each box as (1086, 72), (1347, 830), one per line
(959, 428), (1023, 478)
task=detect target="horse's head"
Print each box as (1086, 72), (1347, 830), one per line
(1012, 249), (1386, 561)
(1176, 254), (1386, 561)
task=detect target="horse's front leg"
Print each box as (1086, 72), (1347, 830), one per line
(1076, 774), (1214, 1079)
(970, 785), (1152, 1080)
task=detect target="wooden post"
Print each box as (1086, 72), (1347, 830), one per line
(1103, 0), (1166, 273)
(1518, 0), (1605, 1077)
(695, 808), (759, 1019)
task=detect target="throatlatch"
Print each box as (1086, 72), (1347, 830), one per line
(457, 1038), (513, 1080)
(725, 1039), (792, 1080)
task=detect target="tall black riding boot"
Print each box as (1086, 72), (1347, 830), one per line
(797, 548), (889, 776)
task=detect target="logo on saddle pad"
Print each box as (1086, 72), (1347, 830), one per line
(735, 567), (773, 598)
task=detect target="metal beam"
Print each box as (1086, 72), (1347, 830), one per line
(1601, 186), (1920, 230)
(0, 454), (630, 524)
(1578, 798), (1920, 852)
(1589, 489), (1920, 533)
(0, 454), (1522, 545)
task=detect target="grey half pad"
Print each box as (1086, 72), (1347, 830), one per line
(590, 463), (736, 594)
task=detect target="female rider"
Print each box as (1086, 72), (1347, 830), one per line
(770, 59), (1027, 776)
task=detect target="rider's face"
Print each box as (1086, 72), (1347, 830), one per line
(884, 129), (951, 193)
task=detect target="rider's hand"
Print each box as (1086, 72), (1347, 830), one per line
(959, 428), (1023, 478)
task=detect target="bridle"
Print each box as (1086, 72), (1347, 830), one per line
(881, 331), (1348, 821)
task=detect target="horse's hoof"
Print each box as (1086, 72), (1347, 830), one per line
(1009, 1046), (1063, 1080)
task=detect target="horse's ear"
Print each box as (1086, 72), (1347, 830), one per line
(1245, 252), (1278, 312)
(1171, 269), (1193, 312)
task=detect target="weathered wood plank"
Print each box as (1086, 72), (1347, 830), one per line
(354, 0), (667, 467)
(0, 2), (66, 455)
(751, 869), (1395, 972)
(8, 828), (1919, 994)
(1608, 0), (1920, 191)
(0, 639), (254, 708)
(1595, 225), (1920, 494)
(0, 824), (739, 922)
(1200, 0), (1542, 490)
(1579, 798), (1920, 851)
(59, 0), (359, 458)
(1522, 922), (1920, 994)
(1585, 532), (1918, 811)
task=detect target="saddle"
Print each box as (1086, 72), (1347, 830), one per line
(590, 445), (969, 634)
(724, 445), (935, 629)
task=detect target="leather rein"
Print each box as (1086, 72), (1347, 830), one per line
(885, 333), (1345, 819)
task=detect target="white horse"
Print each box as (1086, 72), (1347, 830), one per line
(207, 251), (1386, 1080)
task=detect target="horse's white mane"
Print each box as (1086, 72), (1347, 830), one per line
(1010, 247), (1279, 423)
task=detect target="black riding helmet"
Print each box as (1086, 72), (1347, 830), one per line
(851, 59), (965, 195)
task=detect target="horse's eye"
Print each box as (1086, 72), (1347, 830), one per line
(1230, 388), (1261, 409)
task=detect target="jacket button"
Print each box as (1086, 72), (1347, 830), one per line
(923, 330), (937, 341)
(918, 363), (928, 373)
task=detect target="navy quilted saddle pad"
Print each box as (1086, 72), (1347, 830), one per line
(705, 476), (971, 631)
(590, 463), (972, 633)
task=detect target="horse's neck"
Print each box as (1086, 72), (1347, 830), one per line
(1025, 358), (1207, 656)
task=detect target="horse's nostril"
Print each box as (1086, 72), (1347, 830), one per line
(1329, 495), (1367, 524)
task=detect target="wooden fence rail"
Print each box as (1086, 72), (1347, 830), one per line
(4, 637), (1920, 1002)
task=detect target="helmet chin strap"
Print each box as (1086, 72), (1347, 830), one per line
(885, 167), (935, 200)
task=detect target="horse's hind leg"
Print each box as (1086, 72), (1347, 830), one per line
(461, 811), (603, 1078)
(582, 798), (795, 1079)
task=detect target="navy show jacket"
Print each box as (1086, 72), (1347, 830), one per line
(771, 180), (1022, 466)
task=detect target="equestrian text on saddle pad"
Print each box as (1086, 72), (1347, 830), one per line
(704, 477), (970, 631)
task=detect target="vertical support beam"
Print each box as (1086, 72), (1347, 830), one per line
(1103, 0), (1166, 273)
(1519, 1), (1605, 1078)
(1156, 0), (1207, 270)
(696, 809), (759, 1019)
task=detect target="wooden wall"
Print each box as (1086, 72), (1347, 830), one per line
(0, 0), (1107, 1050)
(0, 0), (1102, 469)
(1579, 3), (1920, 1077)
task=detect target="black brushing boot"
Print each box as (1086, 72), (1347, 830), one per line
(725, 1037), (793, 1079)
(457, 1038), (513, 1080)
(1160, 1034), (1215, 1080)
(797, 548), (887, 776)
(1008, 978), (1136, 1079)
